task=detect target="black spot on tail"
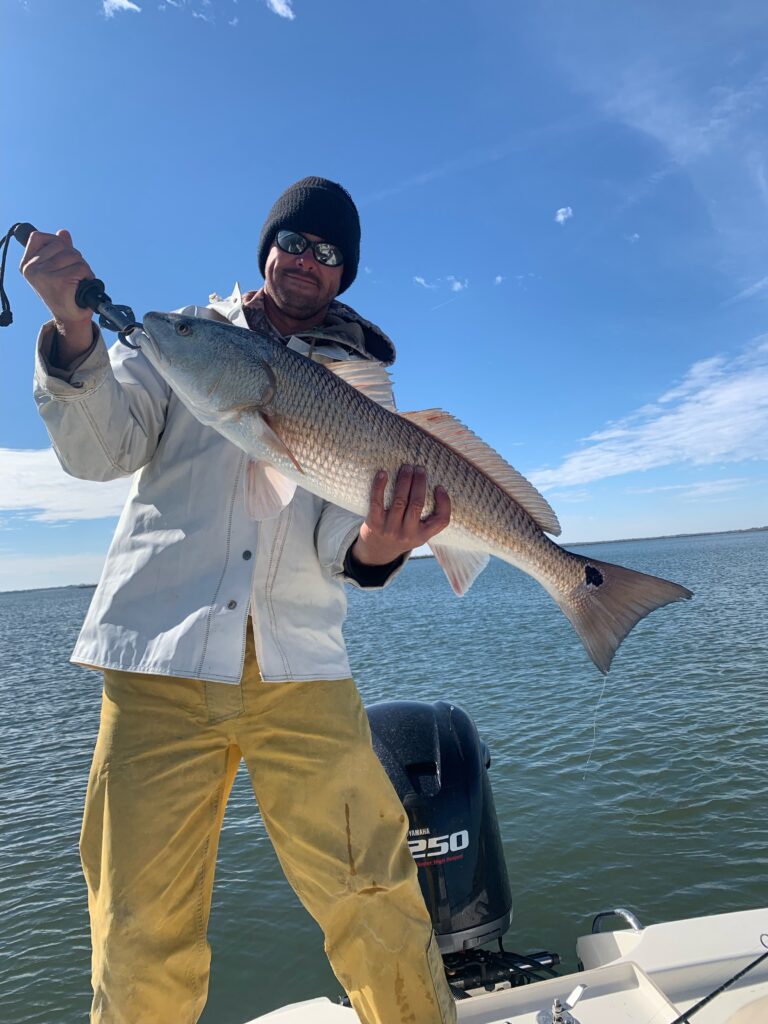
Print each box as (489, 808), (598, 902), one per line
(585, 565), (604, 587)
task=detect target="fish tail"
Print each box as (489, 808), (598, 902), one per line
(555, 554), (693, 674)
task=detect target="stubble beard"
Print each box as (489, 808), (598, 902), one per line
(272, 271), (328, 322)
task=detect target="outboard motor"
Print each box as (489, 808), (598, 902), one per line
(368, 699), (559, 993)
(367, 700), (511, 952)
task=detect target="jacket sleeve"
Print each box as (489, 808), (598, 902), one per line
(33, 303), (222, 483)
(314, 501), (410, 591)
(33, 320), (172, 482)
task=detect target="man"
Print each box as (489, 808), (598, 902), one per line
(22, 178), (456, 1024)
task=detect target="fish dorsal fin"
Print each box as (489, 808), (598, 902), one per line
(325, 360), (397, 412)
(245, 459), (297, 520)
(429, 544), (490, 596)
(401, 409), (561, 536)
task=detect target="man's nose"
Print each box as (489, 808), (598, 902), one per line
(295, 248), (317, 266)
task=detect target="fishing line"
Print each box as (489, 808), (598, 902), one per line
(582, 674), (608, 780)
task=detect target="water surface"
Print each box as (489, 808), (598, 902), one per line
(1, 532), (766, 1023)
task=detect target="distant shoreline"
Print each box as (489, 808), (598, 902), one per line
(567, 524), (768, 547)
(411, 524), (768, 556)
(2, 526), (766, 594)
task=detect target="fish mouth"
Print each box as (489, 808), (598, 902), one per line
(140, 312), (174, 361)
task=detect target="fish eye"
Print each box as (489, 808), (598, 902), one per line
(176, 321), (192, 337)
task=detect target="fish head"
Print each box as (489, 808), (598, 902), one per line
(141, 312), (276, 418)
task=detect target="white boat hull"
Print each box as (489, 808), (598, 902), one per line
(243, 907), (768, 1024)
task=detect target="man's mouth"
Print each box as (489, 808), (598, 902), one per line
(283, 271), (319, 288)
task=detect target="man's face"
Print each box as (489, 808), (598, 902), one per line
(264, 232), (344, 321)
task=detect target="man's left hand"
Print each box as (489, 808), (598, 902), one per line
(350, 465), (451, 566)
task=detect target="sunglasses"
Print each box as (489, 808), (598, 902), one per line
(275, 230), (344, 267)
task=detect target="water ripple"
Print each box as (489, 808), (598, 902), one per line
(1, 532), (766, 1023)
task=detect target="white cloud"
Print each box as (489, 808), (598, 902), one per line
(494, 275), (504, 285)
(626, 232), (640, 243)
(103, 0), (141, 15)
(414, 275), (468, 292)
(0, 448), (130, 522)
(362, 115), (584, 206)
(447, 276), (468, 292)
(723, 274), (768, 306)
(554, 206), (573, 225)
(602, 68), (768, 167)
(266, 0), (295, 18)
(555, 35), (768, 289)
(530, 341), (768, 491)
(627, 478), (753, 500)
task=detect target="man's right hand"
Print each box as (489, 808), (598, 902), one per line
(21, 229), (96, 362)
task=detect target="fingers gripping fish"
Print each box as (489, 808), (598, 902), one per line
(139, 312), (692, 674)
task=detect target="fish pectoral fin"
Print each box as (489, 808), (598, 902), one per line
(261, 415), (305, 474)
(324, 360), (397, 412)
(401, 409), (561, 536)
(429, 544), (490, 596)
(245, 460), (297, 521)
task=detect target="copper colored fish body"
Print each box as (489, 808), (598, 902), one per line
(139, 311), (692, 673)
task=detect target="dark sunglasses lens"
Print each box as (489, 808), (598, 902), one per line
(277, 231), (308, 255)
(313, 242), (343, 267)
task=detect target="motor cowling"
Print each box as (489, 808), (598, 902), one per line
(367, 699), (512, 954)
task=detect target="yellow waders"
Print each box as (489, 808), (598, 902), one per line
(79, 628), (456, 1024)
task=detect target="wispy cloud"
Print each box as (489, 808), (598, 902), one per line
(0, 449), (130, 523)
(494, 275), (504, 285)
(723, 274), (768, 306)
(447, 276), (468, 292)
(626, 232), (640, 244)
(603, 67), (768, 167)
(555, 28), (768, 286)
(103, 0), (141, 15)
(154, 0), (245, 24)
(554, 206), (573, 225)
(530, 340), (768, 490)
(266, 0), (295, 19)
(361, 114), (587, 206)
(627, 478), (754, 500)
(414, 275), (469, 294)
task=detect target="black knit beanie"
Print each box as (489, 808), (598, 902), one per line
(258, 177), (361, 295)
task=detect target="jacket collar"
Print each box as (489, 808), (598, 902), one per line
(207, 285), (396, 366)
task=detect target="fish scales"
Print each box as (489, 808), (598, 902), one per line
(139, 312), (693, 674)
(270, 349), (537, 560)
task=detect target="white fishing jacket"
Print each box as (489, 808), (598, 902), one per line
(33, 287), (404, 684)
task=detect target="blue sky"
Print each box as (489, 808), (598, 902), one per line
(2, 0), (767, 591)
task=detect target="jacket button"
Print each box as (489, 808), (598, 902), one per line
(227, 600), (237, 610)
(242, 550), (252, 560)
